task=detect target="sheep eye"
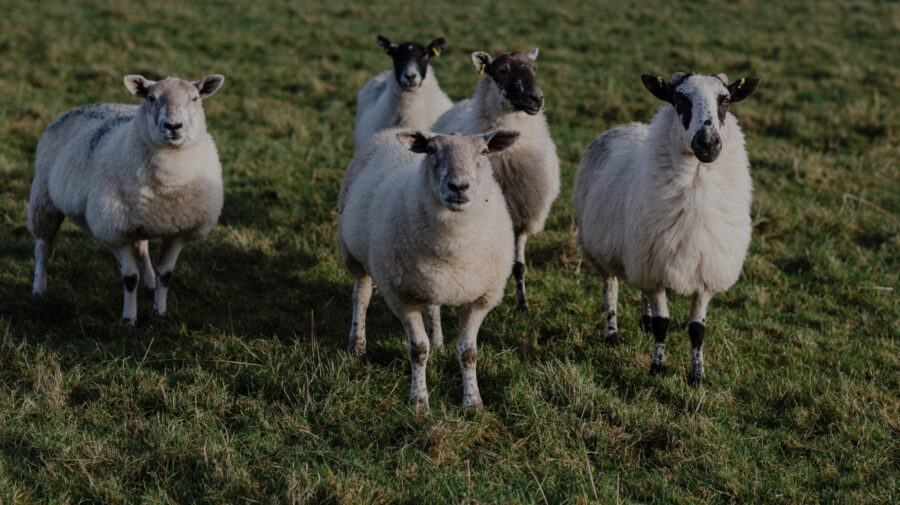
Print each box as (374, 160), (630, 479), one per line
(192, 96), (199, 102)
(481, 149), (489, 155)
(721, 97), (730, 105)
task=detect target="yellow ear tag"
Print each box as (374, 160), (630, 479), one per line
(432, 47), (440, 57)
(738, 78), (745, 89)
(657, 76), (664, 86)
(479, 64), (485, 76)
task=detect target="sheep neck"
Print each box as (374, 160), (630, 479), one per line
(129, 118), (210, 188)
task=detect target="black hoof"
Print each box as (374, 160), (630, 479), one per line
(516, 299), (529, 312)
(604, 332), (619, 346)
(649, 362), (667, 375)
(640, 315), (652, 332)
(688, 374), (707, 387)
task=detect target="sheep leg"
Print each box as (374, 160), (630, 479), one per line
(513, 232), (529, 312)
(348, 275), (372, 355)
(688, 292), (712, 385)
(398, 306), (431, 413)
(640, 292), (652, 333)
(423, 304), (443, 349)
(152, 238), (185, 317)
(602, 274), (619, 345)
(134, 240), (156, 290)
(647, 289), (669, 374)
(29, 204), (64, 296)
(457, 302), (490, 409)
(113, 245), (141, 326)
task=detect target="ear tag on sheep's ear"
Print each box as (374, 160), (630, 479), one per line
(432, 47), (440, 57)
(479, 64), (485, 76)
(737, 78), (745, 89)
(657, 76), (664, 87)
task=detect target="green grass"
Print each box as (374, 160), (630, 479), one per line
(1, 0), (898, 502)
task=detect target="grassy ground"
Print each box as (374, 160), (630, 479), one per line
(0, 0), (898, 502)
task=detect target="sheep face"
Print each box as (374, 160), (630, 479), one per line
(124, 74), (225, 148)
(471, 49), (544, 115)
(642, 73), (760, 163)
(377, 35), (445, 91)
(397, 130), (519, 211)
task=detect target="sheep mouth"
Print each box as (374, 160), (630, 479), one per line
(692, 149), (721, 163)
(442, 196), (471, 211)
(515, 103), (543, 115)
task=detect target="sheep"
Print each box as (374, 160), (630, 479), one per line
(28, 74), (226, 326)
(431, 48), (560, 312)
(573, 72), (761, 384)
(338, 128), (519, 412)
(353, 35), (454, 148)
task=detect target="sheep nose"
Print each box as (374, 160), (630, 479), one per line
(164, 122), (183, 131)
(404, 73), (417, 81)
(530, 93), (544, 104)
(447, 181), (469, 194)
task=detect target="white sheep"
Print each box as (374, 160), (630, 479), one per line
(338, 128), (519, 412)
(431, 48), (559, 312)
(28, 74), (226, 326)
(353, 35), (453, 148)
(573, 72), (761, 384)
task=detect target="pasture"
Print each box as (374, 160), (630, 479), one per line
(0, 0), (897, 502)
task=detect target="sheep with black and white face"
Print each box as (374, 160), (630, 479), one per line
(573, 72), (761, 384)
(353, 35), (454, 149)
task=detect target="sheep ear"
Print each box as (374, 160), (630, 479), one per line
(427, 37), (446, 58)
(727, 77), (761, 103)
(471, 51), (492, 74)
(193, 74), (225, 99)
(377, 35), (394, 54)
(397, 130), (431, 153)
(641, 74), (672, 103)
(483, 130), (519, 153)
(124, 75), (155, 98)
(527, 48), (539, 61)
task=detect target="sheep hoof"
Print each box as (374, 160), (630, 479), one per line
(463, 395), (483, 409)
(121, 317), (136, 328)
(604, 332), (619, 346)
(516, 298), (529, 312)
(409, 395), (430, 413)
(688, 373), (706, 386)
(649, 362), (667, 375)
(347, 341), (366, 356)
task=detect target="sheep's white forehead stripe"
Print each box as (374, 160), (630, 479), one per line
(678, 76), (728, 129)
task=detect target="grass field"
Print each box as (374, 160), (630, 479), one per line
(0, 0), (898, 502)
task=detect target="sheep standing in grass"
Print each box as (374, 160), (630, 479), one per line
(432, 48), (559, 312)
(353, 35), (453, 148)
(339, 128), (518, 412)
(28, 74), (226, 325)
(573, 72), (761, 384)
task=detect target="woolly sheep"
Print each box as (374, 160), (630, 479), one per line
(353, 35), (453, 148)
(28, 74), (226, 326)
(431, 48), (560, 312)
(338, 128), (519, 412)
(573, 72), (761, 384)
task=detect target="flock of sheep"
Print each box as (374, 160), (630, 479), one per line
(26, 36), (761, 412)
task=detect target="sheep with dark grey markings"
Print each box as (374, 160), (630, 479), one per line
(353, 35), (453, 149)
(339, 128), (518, 412)
(431, 48), (560, 313)
(28, 74), (225, 326)
(573, 72), (761, 384)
